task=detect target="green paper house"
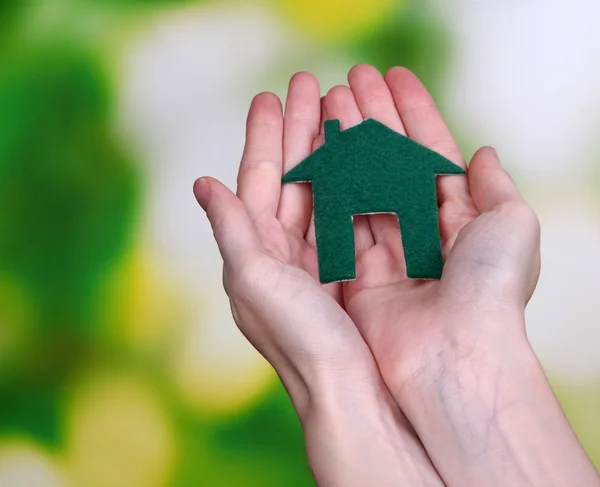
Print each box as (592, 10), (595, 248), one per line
(282, 118), (465, 284)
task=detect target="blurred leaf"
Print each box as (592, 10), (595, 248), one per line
(0, 46), (140, 336)
(210, 383), (314, 486)
(0, 0), (24, 20)
(81, 0), (196, 4)
(0, 379), (62, 446)
(172, 383), (314, 486)
(0, 46), (139, 444)
(351, 0), (449, 97)
(272, 0), (399, 42)
(0, 275), (33, 383)
(0, 0), (25, 50)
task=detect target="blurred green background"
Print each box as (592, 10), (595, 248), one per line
(0, 0), (599, 485)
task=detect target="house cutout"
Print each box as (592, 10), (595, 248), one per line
(282, 118), (466, 284)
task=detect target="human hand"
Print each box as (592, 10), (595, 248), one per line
(318, 64), (539, 380)
(194, 74), (444, 487)
(324, 64), (598, 486)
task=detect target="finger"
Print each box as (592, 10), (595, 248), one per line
(277, 73), (321, 236)
(194, 177), (262, 266)
(384, 67), (475, 212)
(445, 147), (539, 300)
(468, 146), (524, 212)
(304, 97), (326, 249)
(348, 64), (406, 134)
(311, 95), (327, 151)
(324, 85), (363, 130)
(347, 65), (404, 259)
(237, 92), (284, 223)
(310, 85), (375, 256)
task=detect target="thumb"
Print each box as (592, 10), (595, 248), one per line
(468, 146), (524, 213)
(193, 177), (262, 266)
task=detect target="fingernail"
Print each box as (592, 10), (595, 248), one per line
(194, 178), (211, 211)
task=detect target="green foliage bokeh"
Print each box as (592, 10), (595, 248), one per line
(1, 1), (597, 485)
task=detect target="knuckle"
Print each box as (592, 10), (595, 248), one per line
(364, 92), (392, 112)
(400, 100), (437, 118)
(501, 201), (540, 230)
(242, 158), (276, 172)
(427, 139), (464, 164)
(230, 252), (272, 300)
(210, 212), (228, 238)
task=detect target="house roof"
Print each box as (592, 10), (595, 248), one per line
(282, 118), (464, 184)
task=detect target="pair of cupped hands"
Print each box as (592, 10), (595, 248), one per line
(194, 65), (599, 486)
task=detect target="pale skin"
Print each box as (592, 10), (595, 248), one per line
(193, 65), (600, 487)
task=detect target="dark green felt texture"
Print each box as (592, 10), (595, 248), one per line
(282, 118), (465, 284)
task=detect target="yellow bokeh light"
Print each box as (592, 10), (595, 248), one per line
(99, 250), (187, 354)
(0, 276), (34, 389)
(102, 247), (274, 417)
(171, 346), (276, 417)
(274, 0), (402, 41)
(64, 373), (176, 487)
(552, 377), (600, 468)
(170, 290), (275, 417)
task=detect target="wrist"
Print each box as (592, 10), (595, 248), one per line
(393, 308), (538, 443)
(301, 376), (444, 487)
(390, 306), (530, 403)
(393, 312), (599, 487)
(276, 346), (392, 425)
